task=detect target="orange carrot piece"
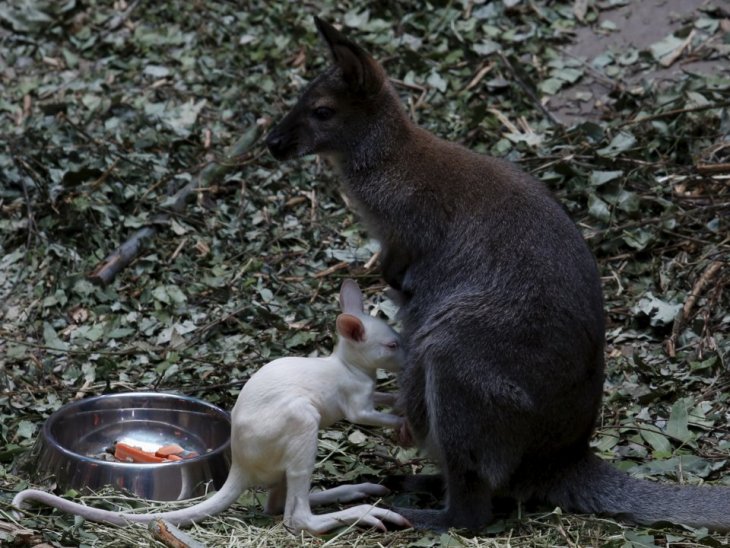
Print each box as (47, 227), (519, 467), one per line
(164, 454), (183, 462)
(155, 443), (185, 457)
(114, 442), (166, 463)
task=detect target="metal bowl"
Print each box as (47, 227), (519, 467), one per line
(26, 392), (231, 501)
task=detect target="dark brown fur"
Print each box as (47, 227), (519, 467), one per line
(266, 17), (730, 532)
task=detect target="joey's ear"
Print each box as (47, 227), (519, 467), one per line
(339, 279), (364, 314)
(336, 313), (366, 343)
(314, 16), (384, 96)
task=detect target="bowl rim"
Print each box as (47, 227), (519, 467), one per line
(41, 391), (231, 468)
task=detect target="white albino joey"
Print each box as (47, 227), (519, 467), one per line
(13, 280), (408, 535)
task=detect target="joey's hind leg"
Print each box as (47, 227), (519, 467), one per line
(282, 414), (408, 534)
(309, 483), (390, 507)
(270, 478), (390, 516)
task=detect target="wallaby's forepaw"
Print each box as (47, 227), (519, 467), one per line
(398, 418), (415, 447)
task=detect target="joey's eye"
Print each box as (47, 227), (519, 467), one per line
(312, 106), (335, 121)
(385, 341), (399, 350)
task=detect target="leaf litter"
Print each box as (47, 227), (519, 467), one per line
(0, 0), (728, 546)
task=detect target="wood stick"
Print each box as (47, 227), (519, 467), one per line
(666, 260), (724, 357)
(696, 163), (730, 175)
(88, 124), (260, 286)
(149, 519), (206, 548)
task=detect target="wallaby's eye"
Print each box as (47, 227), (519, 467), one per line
(385, 341), (399, 350)
(312, 106), (335, 121)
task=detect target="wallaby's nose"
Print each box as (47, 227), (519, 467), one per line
(266, 132), (281, 150)
(266, 132), (287, 160)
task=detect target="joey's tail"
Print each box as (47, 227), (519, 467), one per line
(11, 466), (248, 527)
(541, 452), (730, 531)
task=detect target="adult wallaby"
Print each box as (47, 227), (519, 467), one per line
(13, 280), (409, 534)
(265, 17), (730, 532)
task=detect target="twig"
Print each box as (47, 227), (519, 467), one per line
(363, 250), (380, 270)
(149, 519), (206, 548)
(593, 202), (730, 236)
(88, 124), (260, 285)
(619, 100), (730, 127)
(696, 163), (730, 175)
(497, 52), (561, 127)
(666, 260), (724, 357)
(464, 61), (494, 91)
(314, 261), (349, 278)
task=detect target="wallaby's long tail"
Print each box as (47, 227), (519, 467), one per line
(543, 452), (730, 531)
(11, 466), (248, 527)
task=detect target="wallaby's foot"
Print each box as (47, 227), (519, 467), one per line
(391, 506), (488, 532)
(309, 483), (389, 506)
(289, 505), (411, 534)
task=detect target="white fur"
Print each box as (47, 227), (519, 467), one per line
(13, 280), (409, 534)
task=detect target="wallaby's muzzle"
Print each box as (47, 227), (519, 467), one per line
(265, 129), (293, 161)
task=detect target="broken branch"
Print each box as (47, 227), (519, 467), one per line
(88, 124), (260, 286)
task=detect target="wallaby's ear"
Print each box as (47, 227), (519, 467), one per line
(314, 16), (384, 96)
(336, 313), (366, 343)
(339, 279), (364, 314)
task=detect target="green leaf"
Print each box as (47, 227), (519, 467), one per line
(588, 194), (611, 223)
(16, 420), (37, 440)
(615, 190), (640, 214)
(633, 292), (682, 327)
(590, 170), (623, 186)
(667, 399), (692, 443)
(473, 39), (500, 56)
(143, 64), (171, 78)
(621, 228), (653, 251)
(6, 343), (27, 360)
(347, 430), (367, 445)
(597, 131), (637, 157)
(649, 34), (684, 62)
(623, 530), (657, 548)
(285, 331), (316, 349)
(639, 424), (672, 454)
(538, 77), (564, 95)
(427, 71), (448, 93)
(43, 322), (68, 351)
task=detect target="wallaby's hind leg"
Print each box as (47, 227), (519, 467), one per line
(393, 466), (494, 531)
(395, 353), (528, 531)
(384, 473), (444, 497)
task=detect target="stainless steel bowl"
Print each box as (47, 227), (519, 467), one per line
(26, 392), (231, 501)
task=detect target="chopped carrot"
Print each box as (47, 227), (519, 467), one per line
(155, 443), (185, 457)
(164, 454), (183, 462)
(114, 442), (166, 463)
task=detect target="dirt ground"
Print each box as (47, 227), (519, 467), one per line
(552, 0), (726, 123)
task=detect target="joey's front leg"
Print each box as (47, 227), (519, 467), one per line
(347, 407), (404, 429)
(373, 391), (398, 407)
